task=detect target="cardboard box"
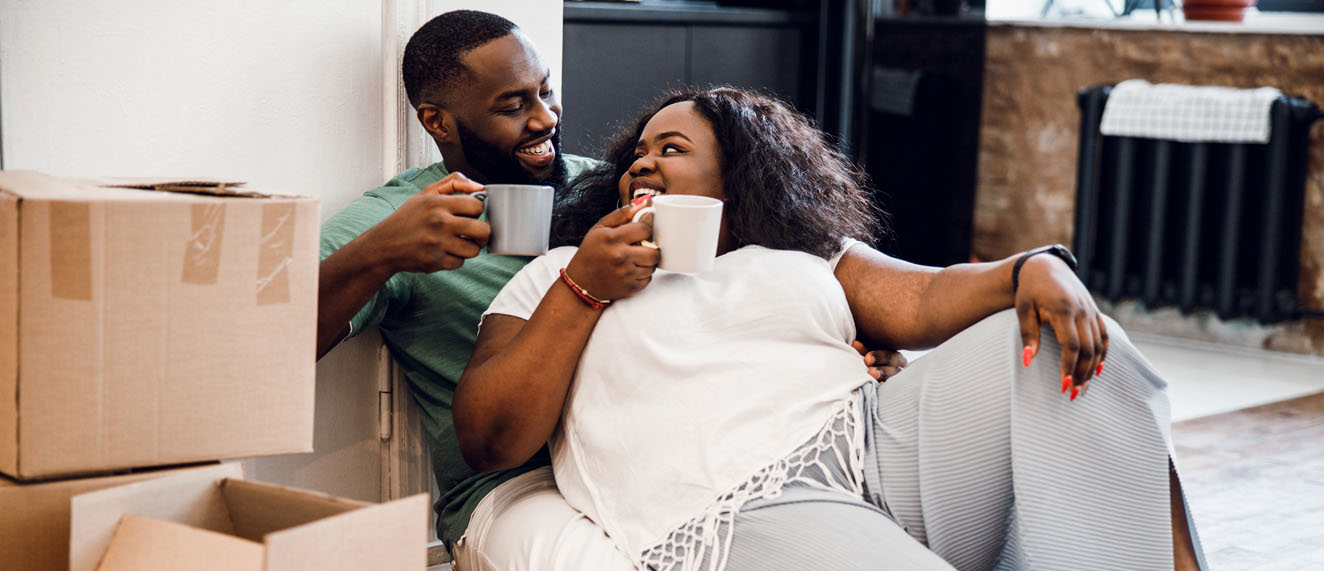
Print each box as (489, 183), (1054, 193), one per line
(69, 463), (429, 571)
(0, 462), (220, 571)
(0, 171), (318, 479)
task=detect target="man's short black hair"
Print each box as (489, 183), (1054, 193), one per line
(402, 10), (519, 109)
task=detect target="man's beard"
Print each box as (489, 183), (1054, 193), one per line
(456, 121), (569, 189)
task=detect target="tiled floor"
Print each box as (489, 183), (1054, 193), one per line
(1146, 334), (1324, 570)
(1173, 391), (1324, 570)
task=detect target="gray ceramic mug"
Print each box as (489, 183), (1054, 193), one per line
(473, 184), (554, 256)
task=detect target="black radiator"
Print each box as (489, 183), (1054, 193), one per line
(1072, 84), (1322, 323)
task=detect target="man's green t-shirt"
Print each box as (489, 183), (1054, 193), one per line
(319, 156), (598, 547)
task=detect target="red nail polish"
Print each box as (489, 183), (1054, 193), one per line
(1022, 347), (1033, 367)
(1097, 362), (1104, 375)
(1061, 375), (1072, 393)
(1070, 386), (1080, 401)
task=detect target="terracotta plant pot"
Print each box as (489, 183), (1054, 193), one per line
(1182, 0), (1257, 21)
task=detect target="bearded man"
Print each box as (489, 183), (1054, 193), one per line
(317, 10), (629, 570)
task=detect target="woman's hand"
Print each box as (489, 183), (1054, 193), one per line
(1014, 255), (1108, 400)
(564, 201), (661, 302)
(850, 340), (908, 382)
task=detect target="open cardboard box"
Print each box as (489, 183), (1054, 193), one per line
(0, 171), (319, 479)
(0, 462), (219, 571)
(70, 463), (429, 571)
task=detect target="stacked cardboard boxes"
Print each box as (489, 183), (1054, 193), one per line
(0, 172), (427, 570)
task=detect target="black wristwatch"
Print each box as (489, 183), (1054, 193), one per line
(1012, 244), (1078, 293)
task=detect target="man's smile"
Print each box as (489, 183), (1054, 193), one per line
(516, 136), (556, 169)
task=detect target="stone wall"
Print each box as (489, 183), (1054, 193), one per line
(976, 25), (1324, 354)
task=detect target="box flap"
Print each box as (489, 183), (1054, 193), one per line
(97, 514), (262, 571)
(0, 171), (310, 203)
(0, 193), (16, 475)
(265, 493), (429, 571)
(219, 479), (366, 542)
(93, 177), (313, 201)
(88, 176), (276, 199)
(0, 171), (182, 203)
(70, 463), (244, 571)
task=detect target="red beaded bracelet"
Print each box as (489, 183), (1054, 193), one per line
(559, 268), (611, 310)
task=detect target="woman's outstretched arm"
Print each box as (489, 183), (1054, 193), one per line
(834, 244), (1107, 392)
(455, 205), (659, 472)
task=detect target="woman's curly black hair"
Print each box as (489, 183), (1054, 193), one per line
(551, 87), (887, 260)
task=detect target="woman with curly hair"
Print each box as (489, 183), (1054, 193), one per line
(455, 88), (1204, 571)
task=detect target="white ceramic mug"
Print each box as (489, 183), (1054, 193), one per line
(473, 184), (554, 256)
(631, 194), (724, 274)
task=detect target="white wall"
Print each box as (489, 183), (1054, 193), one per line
(0, 0), (385, 219)
(0, 0), (565, 208)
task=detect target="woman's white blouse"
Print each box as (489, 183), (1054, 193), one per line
(482, 243), (873, 562)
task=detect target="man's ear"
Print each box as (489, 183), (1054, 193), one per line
(416, 103), (456, 144)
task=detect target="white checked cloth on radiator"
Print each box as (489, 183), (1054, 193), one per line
(1099, 79), (1282, 143)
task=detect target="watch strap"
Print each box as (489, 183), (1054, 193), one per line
(1012, 244), (1079, 293)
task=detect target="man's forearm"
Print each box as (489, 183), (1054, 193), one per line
(317, 234), (398, 359)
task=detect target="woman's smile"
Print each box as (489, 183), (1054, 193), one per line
(630, 177), (665, 199)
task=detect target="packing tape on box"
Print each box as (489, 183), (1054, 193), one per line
(183, 203), (225, 285)
(48, 197), (294, 303)
(51, 201), (93, 300)
(256, 202), (295, 305)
